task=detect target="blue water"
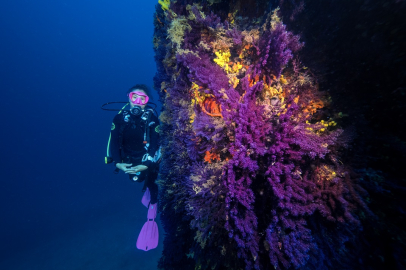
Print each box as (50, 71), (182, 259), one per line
(0, 0), (162, 269)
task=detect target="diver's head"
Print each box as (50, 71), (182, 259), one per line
(127, 84), (151, 113)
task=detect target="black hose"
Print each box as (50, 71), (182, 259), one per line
(101, 101), (159, 117)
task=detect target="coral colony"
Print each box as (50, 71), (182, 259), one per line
(153, 1), (369, 269)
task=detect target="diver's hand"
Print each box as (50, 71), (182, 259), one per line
(125, 165), (148, 174)
(116, 163), (134, 173)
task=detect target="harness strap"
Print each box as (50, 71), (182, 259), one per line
(145, 110), (152, 147)
(118, 117), (127, 158)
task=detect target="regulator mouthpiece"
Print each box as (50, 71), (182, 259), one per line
(130, 106), (143, 116)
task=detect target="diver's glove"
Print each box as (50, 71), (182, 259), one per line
(126, 165), (148, 174)
(116, 163), (148, 174)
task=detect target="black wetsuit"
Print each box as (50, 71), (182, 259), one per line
(109, 109), (160, 204)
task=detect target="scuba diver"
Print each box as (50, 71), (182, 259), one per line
(104, 84), (161, 251)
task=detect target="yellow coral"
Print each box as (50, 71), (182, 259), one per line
(190, 83), (202, 123)
(232, 62), (243, 73)
(158, 0), (170, 11)
(227, 9), (238, 24)
(270, 7), (281, 30)
(213, 50), (231, 70)
(190, 82), (215, 122)
(229, 75), (239, 88)
(305, 119), (338, 134)
(315, 165), (337, 182)
(329, 120), (337, 126)
(261, 83), (283, 100)
(189, 112), (196, 123)
(168, 17), (192, 49)
(178, 49), (200, 58)
(193, 184), (202, 194)
(280, 75), (288, 84)
(186, 4), (206, 20)
(320, 119), (337, 128)
(191, 82), (206, 105)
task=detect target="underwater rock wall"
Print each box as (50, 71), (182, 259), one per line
(152, 1), (389, 269)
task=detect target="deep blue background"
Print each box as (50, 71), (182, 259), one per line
(0, 0), (161, 268)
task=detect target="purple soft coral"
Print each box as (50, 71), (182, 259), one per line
(155, 3), (368, 270)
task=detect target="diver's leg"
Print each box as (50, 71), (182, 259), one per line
(147, 175), (158, 204)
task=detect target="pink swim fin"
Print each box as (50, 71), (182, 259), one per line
(136, 203), (159, 251)
(141, 188), (151, 208)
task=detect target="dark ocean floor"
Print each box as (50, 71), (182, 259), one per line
(0, 203), (163, 270)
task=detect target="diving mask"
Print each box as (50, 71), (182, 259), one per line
(129, 91), (149, 106)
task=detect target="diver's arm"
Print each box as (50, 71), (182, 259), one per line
(109, 114), (123, 165)
(142, 114), (161, 168)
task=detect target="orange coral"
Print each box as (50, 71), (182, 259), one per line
(204, 150), (221, 163)
(191, 83), (223, 118)
(248, 74), (265, 87)
(202, 97), (222, 117)
(302, 99), (324, 115)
